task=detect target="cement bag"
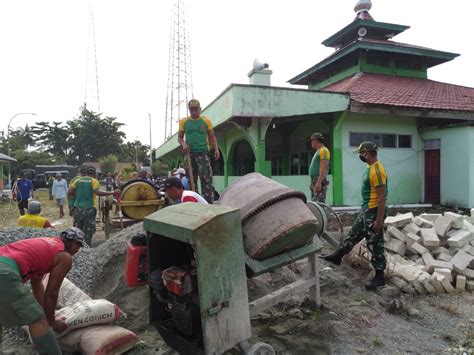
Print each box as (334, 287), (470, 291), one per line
(42, 275), (91, 308)
(59, 325), (138, 354)
(56, 299), (123, 337)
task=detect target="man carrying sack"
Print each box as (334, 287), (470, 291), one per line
(178, 99), (220, 203)
(0, 227), (87, 354)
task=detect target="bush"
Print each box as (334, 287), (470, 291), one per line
(99, 155), (118, 175)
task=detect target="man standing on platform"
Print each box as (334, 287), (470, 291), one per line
(309, 133), (330, 203)
(178, 99), (220, 203)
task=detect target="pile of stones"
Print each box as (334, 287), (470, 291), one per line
(383, 210), (474, 294)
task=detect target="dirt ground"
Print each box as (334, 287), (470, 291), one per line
(1, 195), (473, 354)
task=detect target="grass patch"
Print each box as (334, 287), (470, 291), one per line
(373, 338), (384, 348)
(311, 309), (322, 321)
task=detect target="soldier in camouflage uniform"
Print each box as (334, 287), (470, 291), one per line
(68, 166), (118, 246)
(178, 99), (220, 203)
(323, 141), (388, 290)
(308, 132), (330, 203)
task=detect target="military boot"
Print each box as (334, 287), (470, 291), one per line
(321, 249), (344, 266)
(365, 270), (385, 290)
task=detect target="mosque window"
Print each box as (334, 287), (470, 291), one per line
(350, 132), (412, 148)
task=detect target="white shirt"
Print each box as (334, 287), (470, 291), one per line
(52, 179), (68, 199)
(181, 190), (208, 204)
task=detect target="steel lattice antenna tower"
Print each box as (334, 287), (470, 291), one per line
(84, 0), (101, 112)
(164, 0), (194, 140)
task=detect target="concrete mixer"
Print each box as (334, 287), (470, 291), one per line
(136, 173), (332, 354)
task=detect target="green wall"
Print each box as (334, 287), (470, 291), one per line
(341, 112), (423, 206)
(421, 126), (474, 208)
(0, 162), (3, 189)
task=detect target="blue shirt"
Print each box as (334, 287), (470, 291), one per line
(17, 179), (33, 200)
(181, 176), (190, 190)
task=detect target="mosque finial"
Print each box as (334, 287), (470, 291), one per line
(354, 0), (374, 20)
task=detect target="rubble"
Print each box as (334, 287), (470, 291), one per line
(381, 210), (474, 295)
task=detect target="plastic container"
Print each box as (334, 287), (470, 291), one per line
(124, 242), (148, 287)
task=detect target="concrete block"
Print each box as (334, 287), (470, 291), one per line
(431, 247), (450, 256)
(450, 250), (474, 271)
(387, 226), (407, 242)
(433, 272), (455, 293)
(405, 232), (420, 246)
(419, 213), (442, 222)
(415, 258), (425, 266)
(384, 213), (414, 228)
(464, 220), (474, 233)
(417, 273), (436, 294)
(403, 223), (421, 236)
(444, 212), (464, 229)
(411, 280), (427, 294)
(433, 268), (453, 282)
(467, 280), (474, 292)
(463, 244), (474, 256)
(448, 247), (458, 256)
(385, 238), (406, 256)
(434, 216), (453, 237)
(437, 253), (452, 262)
(414, 216), (434, 228)
(455, 267), (474, 279)
(456, 275), (467, 291)
(447, 229), (473, 248)
(420, 228), (440, 247)
(407, 242), (429, 256)
(429, 274), (445, 293)
(430, 260), (454, 270)
(421, 252), (435, 272)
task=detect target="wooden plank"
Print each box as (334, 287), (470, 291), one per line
(119, 200), (164, 207)
(249, 278), (316, 316)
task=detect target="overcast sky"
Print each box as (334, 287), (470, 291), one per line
(1, 0), (473, 150)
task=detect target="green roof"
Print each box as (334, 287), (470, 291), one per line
(289, 39), (459, 86)
(322, 19), (410, 48)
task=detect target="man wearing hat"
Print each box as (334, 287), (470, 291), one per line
(323, 141), (388, 290)
(68, 166), (119, 245)
(69, 166), (87, 221)
(177, 99), (220, 203)
(0, 227), (87, 354)
(17, 201), (53, 228)
(308, 133), (331, 203)
(52, 172), (68, 218)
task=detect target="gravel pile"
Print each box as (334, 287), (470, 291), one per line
(0, 227), (97, 346)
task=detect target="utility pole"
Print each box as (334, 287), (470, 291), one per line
(84, 0), (101, 112)
(149, 113), (153, 167)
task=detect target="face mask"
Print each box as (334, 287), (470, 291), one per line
(359, 154), (367, 163)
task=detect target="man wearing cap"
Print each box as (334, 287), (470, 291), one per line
(68, 166), (119, 246)
(69, 167), (87, 221)
(323, 141), (388, 290)
(52, 173), (68, 218)
(178, 99), (220, 203)
(309, 133), (331, 203)
(0, 227), (87, 354)
(164, 177), (208, 204)
(175, 167), (190, 190)
(17, 201), (53, 229)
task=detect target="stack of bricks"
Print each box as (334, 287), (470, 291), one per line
(383, 210), (474, 294)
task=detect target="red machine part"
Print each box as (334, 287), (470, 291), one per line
(124, 243), (149, 287)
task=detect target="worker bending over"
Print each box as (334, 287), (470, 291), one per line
(0, 227), (87, 354)
(178, 99), (220, 203)
(164, 177), (208, 204)
(17, 201), (53, 229)
(323, 141), (388, 290)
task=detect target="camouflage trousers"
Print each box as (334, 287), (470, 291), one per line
(189, 152), (214, 204)
(73, 206), (97, 246)
(310, 177), (328, 203)
(339, 208), (386, 271)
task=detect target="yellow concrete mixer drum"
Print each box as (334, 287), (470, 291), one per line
(120, 180), (164, 221)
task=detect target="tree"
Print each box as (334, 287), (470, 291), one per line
(31, 121), (69, 159)
(66, 107), (126, 164)
(120, 140), (150, 164)
(99, 154), (118, 175)
(152, 160), (169, 177)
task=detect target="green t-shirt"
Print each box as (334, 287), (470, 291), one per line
(309, 146), (330, 178)
(71, 176), (100, 208)
(361, 160), (388, 209)
(179, 115), (213, 153)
